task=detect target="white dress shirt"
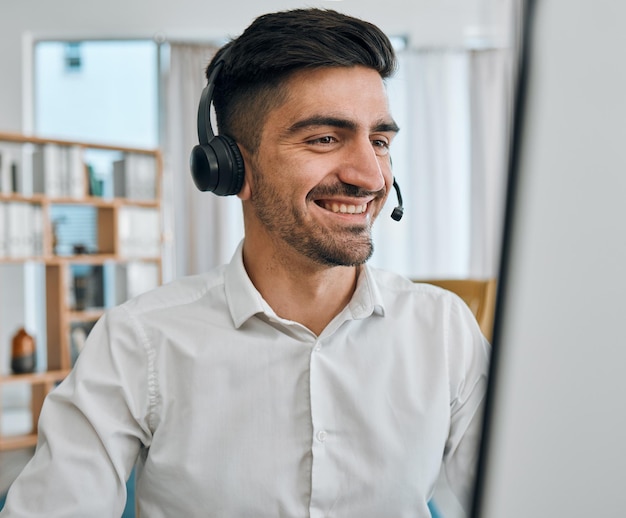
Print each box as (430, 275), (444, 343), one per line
(2, 243), (489, 517)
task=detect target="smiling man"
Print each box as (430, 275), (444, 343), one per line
(1, 9), (489, 518)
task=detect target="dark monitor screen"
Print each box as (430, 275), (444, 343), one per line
(470, 1), (626, 516)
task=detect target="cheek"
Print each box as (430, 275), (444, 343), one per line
(282, 156), (328, 193)
(257, 148), (348, 199)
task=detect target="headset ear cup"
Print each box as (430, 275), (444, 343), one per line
(217, 135), (245, 196)
(189, 137), (245, 195)
(190, 143), (219, 192)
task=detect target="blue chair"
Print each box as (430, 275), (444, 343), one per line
(428, 500), (443, 518)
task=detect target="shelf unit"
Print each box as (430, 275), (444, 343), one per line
(0, 131), (163, 450)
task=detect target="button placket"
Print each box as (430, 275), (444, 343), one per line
(311, 342), (326, 443)
(308, 336), (337, 515)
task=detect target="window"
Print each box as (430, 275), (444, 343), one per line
(34, 39), (158, 148)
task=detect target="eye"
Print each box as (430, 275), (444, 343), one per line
(371, 138), (390, 156)
(308, 135), (338, 145)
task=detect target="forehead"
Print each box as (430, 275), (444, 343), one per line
(267, 66), (394, 130)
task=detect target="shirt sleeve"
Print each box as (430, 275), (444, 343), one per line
(1, 305), (153, 517)
(440, 293), (491, 512)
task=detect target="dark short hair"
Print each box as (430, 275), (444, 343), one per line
(206, 8), (397, 152)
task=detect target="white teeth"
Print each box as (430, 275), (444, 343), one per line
(322, 202), (367, 214)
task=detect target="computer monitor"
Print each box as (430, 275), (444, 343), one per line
(470, 1), (626, 516)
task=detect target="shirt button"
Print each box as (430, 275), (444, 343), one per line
(316, 430), (328, 443)
(313, 343), (321, 352)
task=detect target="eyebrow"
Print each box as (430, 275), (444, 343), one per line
(286, 116), (400, 135)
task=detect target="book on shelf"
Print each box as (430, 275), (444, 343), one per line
(0, 143), (21, 194)
(69, 320), (97, 366)
(67, 264), (105, 311)
(118, 206), (161, 258)
(113, 153), (157, 200)
(0, 202), (5, 257)
(32, 143), (85, 198)
(87, 164), (105, 197)
(115, 261), (160, 304)
(0, 201), (43, 259)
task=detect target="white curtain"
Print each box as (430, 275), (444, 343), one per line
(162, 43), (244, 280)
(372, 50), (472, 279)
(468, 49), (515, 278)
(370, 48), (514, 280)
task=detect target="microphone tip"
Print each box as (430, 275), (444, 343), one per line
(391, 207), (404, 221)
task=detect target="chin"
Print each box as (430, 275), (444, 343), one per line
(309, 239), (374, 267)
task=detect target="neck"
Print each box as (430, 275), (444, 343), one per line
(242, 239), (360, 336)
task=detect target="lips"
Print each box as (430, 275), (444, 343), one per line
(309, 184), (383, 218)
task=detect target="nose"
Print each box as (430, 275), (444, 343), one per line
(337, 136), (388, 193)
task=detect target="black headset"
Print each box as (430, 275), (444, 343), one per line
(189, 49), (245, 196)
(189, 50), (404, 220)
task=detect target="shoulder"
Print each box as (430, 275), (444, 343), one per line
(366, 266), (484, 342)
(368, 266), (460, 306)
(114, 265), (228, 319)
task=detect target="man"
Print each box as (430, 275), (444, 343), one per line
(1, 8), (489, 518)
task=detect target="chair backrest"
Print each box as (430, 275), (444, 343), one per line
(415, 278), (497, 342)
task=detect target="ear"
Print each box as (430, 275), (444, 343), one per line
(236, 146), (254, 200)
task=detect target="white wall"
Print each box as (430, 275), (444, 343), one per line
(0, 0), (512, 133)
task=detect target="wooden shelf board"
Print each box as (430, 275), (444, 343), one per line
(117, 197), (160, 208)
(46, 254), (119, 265)
(0, 370), (70, 386)
(0, 192), (46, 203)
(2, 255), (160, 265)
(0, 193), (159, 207)
(47, 196), (118, 207)
(0, 131), (160, 155)
(0, 257), (46, 264)
(117, 256), (162, 263)
(48, 196), (159, 207)
(68, 309), (105, 322)
(0, 433), (38, 451)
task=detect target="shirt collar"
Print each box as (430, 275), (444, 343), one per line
(348, 264), (386, 320)
(224, 241), (267, 328)
(224, 241), (386, 329)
